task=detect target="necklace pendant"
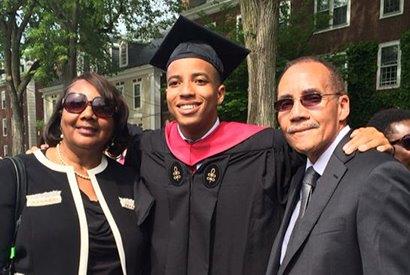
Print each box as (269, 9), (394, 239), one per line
(57, 143), (91, 181)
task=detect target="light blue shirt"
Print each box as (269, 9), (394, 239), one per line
(280, 125), (351, 264)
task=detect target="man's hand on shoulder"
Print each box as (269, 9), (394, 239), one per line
(343, 127), (393, 155)
(25, 144), (49, 154)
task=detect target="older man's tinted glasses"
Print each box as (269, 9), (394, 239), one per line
(62, 93), (115, 118)
(274, 92), (341, 112)
(391, 134), (410, 151)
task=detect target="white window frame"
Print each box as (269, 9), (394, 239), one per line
(51, 95), (58, 107)
(119, 41), (129, 68)
(279, 0), (292, 26)
(236, 14), (242, 30)
(3, 145), (8, 157)
(133, 81), (142, 110)
(314, 0), (351, 34)
(380, 0), (404, 19)
(117, 85), (124, 96)
(2, 118), (7, 136)
(376, 40), (401, 90)
(1, 91), (6, 109)
(77, 52), (85, 74)
(206, 21), (216, 29)
(236, 14), (243, 39)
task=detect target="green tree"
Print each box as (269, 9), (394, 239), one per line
(29, 0), (179, 85)
(1, 0), (178, 154)
(0, 0), (40, 154)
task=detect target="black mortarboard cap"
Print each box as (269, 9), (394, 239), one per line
(150, 15), (250, 82)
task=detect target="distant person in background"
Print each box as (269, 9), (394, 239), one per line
(368, 108), (410, 169)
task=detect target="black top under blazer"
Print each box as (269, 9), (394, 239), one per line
(0, 150), (152, 275)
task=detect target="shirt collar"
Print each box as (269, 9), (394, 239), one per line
(177, 117), (220, 143)
(306, 125), (351, 175)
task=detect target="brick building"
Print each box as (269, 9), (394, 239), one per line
(0, 79), (12, 157)
(182, 0), (409, 91)
(0, 68), (42, 157)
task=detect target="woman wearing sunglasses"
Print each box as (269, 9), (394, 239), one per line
(0, 72), (151, 274)
(368, 108), (410, 170)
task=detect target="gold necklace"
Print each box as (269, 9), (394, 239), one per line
(56, 143), (91, 180)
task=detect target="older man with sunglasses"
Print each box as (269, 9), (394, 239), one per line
(266, 56), (410, 275)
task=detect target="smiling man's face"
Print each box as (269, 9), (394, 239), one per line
(277, 61), (350, 162)
(166, 57), (225, 140)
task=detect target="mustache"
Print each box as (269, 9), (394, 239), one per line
(287, 121), (319, 134)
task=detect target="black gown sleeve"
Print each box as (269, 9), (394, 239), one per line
(272, 129), (306, 205)
(0, 159), (18, 268)
(124, 131), (143, 171)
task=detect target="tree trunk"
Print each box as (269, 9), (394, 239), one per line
(10, 92), (26, 154)
(65, 0), (80, 85)
(4, 43), (27, 155)
(239, 0), (279, 127)
(0, 2), (38, 154)
(62, 32), (78, 86)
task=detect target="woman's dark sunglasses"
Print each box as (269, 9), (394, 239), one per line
(274, 93), (341, 112)
(391, 134), (410, 151)
(62, 93), (116, 118)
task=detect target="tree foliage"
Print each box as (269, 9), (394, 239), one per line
(26, 0), (179, 85)
(0, 0), (178, 154)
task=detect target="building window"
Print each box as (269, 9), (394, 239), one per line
(236, 15), (242, 29)
(377, 41), (401, 90)
(315, 0), (350, 32)
(51, 95), (58, 107)
(2, 118), (7, 136)
(236, 15), (243, 38)
(1, 91), (6, 109)
(206, 21), (216, 30)
(119, 41), (129, 68)
(133, 82), (141, 109)
(116, 82), (125, 96)
(77, 53), (85, 74)
(3, 145), (8, 157)
(380, 0), (403, 18)
(279, 0), (291, 27)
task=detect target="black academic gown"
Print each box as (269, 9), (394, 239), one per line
(127, 125), (302, 275)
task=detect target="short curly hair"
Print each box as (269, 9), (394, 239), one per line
(43, 72), (130, 157)
(367, 108), (410, 135)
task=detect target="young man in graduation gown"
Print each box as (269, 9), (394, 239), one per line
(126, 16), (391, 275)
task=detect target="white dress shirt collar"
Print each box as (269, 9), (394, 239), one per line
(306, 125), (351, 175)
(177, 117), (220, 143)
